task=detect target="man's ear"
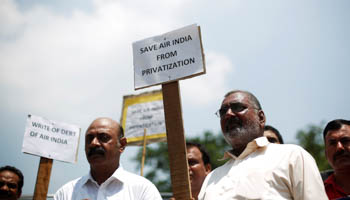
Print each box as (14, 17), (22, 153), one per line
(258, 110), (266, 128)
(205, 164), (212, 174)
(119, 137), (127, 153)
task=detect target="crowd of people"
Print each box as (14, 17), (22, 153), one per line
(2, 90), (349, 200)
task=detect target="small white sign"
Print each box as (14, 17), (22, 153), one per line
(125, 100), (165, 138)
(22, 114), (81, 163)
(133, 24), (205, 90)
(121, 90), (166, 145)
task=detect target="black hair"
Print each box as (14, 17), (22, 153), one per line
(264, 125), (284, 144)
(323, 119), (350, 140)
(186, 142), (211, 166)
(0, 165), (24, 195)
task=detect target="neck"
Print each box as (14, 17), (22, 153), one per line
(334, 169), (350, 193)
(91, 163), (119, 185)
(192, 190), (199, 200)
(230, 146), (245, 157)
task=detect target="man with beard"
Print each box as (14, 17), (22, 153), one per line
(0, 166), (23, 200)
(323, 119), (350, 199)
(54, 117), (162, 200)
(198, 90), (327, 200)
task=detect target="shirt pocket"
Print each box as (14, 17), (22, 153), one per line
(233, 170), (268, 199)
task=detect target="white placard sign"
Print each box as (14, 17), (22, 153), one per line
(22, 114), (81, 163)
(133, 24), (205, 90)
(125, 101), (165, 138)
(121, 90), (166, 145)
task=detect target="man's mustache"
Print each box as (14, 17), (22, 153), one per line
(0, 189), (13, 197)
(224, 117), (241, 133)
(87, 146), (105, 157)
(333, 150), (350, 162)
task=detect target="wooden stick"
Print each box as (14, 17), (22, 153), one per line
(162, 81), (192, 200)
(141, 129), (147, 176)
(33, 157), (53, 200)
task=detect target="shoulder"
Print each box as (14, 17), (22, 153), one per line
(118, 169), (162, 199)
(267, 143), (304, 151)
(266, 143), (311, 157)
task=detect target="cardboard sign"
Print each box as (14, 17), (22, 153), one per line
(121, 90), (166, 145)
(22, 114), (81, 163)
(133, 24), (205, 90)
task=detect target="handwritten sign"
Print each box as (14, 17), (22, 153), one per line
(121, 90), (166, 145)
(133, 24), (205, 90)
(22, 114), (81, 163)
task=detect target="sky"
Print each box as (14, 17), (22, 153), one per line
(1, 0), (350, 196)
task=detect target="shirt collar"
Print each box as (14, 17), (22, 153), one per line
(222, 136), (269, 160)
(83, 165), (127, 186)
(324, 173), (347, 194)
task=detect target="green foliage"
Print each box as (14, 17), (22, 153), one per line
(132, 131), (229, 192)
(296, 122), (331, 171)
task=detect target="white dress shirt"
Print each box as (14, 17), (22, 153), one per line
(54, 166), (162, 200)
(198, 137), (328, 200)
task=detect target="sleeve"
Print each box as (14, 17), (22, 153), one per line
(290, 147), (328, 200)
(54, 187), (66, 200)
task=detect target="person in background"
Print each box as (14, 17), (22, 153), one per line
(54, 117), (162, 200)
(0, 165), (24, 200)
(264, 125), (284, 144)
(186, 142), (211, 200)
(323, 119), (350, 199)
(198, 90), (327, 199)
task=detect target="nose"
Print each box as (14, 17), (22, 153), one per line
(223, 107), (237, 119)
(90, 137), (101, 147)
(336, 141), (345, 150)
(0, 183), (9, 191)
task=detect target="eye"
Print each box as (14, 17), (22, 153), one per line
(219, 106), (229, 117)
(230, 103), (247, 112)
(340, 137), (350, 146)
(7, 183), (18, 189)
(267, 137), (278, 143)
(328, 139), (337, 146)
(98, 133), (111, 143)
(86, 134), (94, 144)
(0, 181), (17, 189)
(188, 160), (198, 166)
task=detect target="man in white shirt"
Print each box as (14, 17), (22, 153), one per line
(54, 117), (162, 200)
(198, 90), (327, 200)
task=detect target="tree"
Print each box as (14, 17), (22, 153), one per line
(132, 131), (229, 192)
(296, 122), (331, 171)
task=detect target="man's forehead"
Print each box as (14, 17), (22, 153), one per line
(187, 146), (202, 157)
(326, 125), (350, 138)
(86, 119), (118, 133)
(0, 170), (19, 181)
(222, 92), (249, 105)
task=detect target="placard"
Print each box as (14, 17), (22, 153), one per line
(22, 114), (81, 163)
(121, 90), (166, 145)
(133, 24), (205, 90)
